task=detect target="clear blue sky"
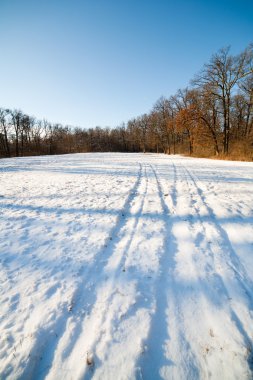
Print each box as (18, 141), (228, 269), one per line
(0, 0), (252, 128)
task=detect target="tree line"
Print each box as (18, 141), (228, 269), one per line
(1, 44), (252, 159)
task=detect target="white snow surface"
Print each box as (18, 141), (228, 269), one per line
(0, 153), (253, 380)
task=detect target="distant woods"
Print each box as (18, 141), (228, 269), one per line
(1, 44), (253, 160)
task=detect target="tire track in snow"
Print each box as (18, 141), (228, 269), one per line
(136, 162), (200, 380)
(19, 163), (144, 380)
(180, 164), (253, 375)
(88, 163), (171, 379)
(182, 165), (253, 305)
(87, 161), (178, 380)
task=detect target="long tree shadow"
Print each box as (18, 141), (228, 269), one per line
(1, 164), (146, 379)
(58, 165), (149, 374)
(23, 163), (145, 379)
(1, 201), (253, 226)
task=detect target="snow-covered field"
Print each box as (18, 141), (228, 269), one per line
(0, 153), (253, 380)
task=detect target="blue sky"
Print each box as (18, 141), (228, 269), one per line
(0, 0), (252, 128)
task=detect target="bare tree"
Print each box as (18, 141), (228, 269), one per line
(11, 109), (24, 156)
(0, 108), (11, 157)
(193, 44), (253, 153)
(239, 74), (253, 137)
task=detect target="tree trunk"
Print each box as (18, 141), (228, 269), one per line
(3, 125), (10, 157)
(15, 132), (19, 157)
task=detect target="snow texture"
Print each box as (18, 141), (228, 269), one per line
(0, 153), (253, 380)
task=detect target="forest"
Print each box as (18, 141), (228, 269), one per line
(1, 44), (253, 160)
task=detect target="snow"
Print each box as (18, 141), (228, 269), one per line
(0, 152), (253, 380)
